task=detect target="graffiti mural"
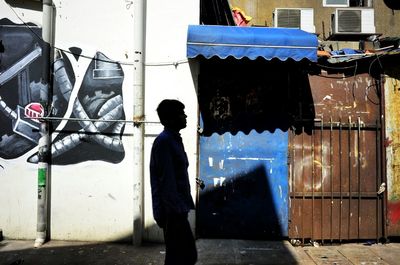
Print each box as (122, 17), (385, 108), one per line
(0, 18), (45, 159)
(0, 19), (126, 164)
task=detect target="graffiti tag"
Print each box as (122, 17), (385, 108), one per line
(125, 0), (133, 9)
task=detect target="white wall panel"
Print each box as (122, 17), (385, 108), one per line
(49, 0), (135, 241)
(144, 0), (199, 241)
(0, 1), (43, 240)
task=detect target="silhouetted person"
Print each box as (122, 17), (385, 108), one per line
(150, 99), (197, 265)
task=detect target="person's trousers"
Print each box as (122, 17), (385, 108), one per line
(163, 212), (197, 265)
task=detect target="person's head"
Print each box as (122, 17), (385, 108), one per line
(156, 99), (187, 131)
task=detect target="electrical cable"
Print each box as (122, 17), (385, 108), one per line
(5, 2), (390, 79)
(316, 63), (357, 70)
(368, 54), (384, 76)
(5, 2), (188, 67)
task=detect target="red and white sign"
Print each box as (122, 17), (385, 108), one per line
(24, 102), (44, 122)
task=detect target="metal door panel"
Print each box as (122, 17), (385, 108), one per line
(289, 74), (384, 242)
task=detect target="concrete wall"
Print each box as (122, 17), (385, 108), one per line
(385, 71), (400, 236)
(0, 0), (199, 242)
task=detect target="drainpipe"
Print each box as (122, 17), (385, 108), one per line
(132, 0), (146, 246)
(34, 0), (53, 248)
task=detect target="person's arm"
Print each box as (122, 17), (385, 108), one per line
(156, 139), (189, 214)
(150, 143), (166, 228)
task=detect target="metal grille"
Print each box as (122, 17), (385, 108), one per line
(288, 74), (385, 243)
(277, 9), (301, 28)
(326, 0), (348, 5)
(337, 9), (362, 32)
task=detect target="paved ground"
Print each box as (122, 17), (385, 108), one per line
(1, 239), (400, 265)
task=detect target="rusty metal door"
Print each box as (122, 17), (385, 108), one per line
(289, 73), (385, 243)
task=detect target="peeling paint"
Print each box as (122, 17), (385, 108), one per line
(227, 157), (274, 161)
(219, 159), (224, 170)
(199, 129), (288, 238)
(290, 74), (383, 240)
(386, 77), (400, 200)
(213, 177), (226, 187)
(385, 75), (400, 235)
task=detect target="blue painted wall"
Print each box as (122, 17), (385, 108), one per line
(198, 129), (288, 238)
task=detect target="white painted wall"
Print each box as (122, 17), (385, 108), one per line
(0, 0), (199, 242)
(144, 0), (200, 241)
(37, 0), (135, 242)
(0, 1), (43, 240)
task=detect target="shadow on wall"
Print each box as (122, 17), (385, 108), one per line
(198, 56), (316, 136)
(5, 0), (42, 11)
(197, 164), (282, 239)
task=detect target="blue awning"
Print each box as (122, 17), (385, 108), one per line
(187, 25), (318, 62)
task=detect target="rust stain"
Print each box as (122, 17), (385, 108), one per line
(385, 75), (400, 235)
(309, 74), (378, 124)
(133, 115), (145, 121)
(290, 73), (386, 240)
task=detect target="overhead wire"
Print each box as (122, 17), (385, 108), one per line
(5, 2), (188, 67)
(4, 3), (167, 125)
(5, 2), (389, 79)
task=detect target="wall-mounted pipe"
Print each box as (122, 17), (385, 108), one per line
(34, 0), (53, 248)
(132, 0), (146, 246)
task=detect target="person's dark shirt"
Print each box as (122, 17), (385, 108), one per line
(150, 128), (195, 225)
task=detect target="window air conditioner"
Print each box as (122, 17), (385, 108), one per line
(331, 8), (375, 34)
(274, 8), (315, 33)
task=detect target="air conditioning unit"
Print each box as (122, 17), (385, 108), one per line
(331, 8), (375, 34)
(274, 8), (315, 33)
